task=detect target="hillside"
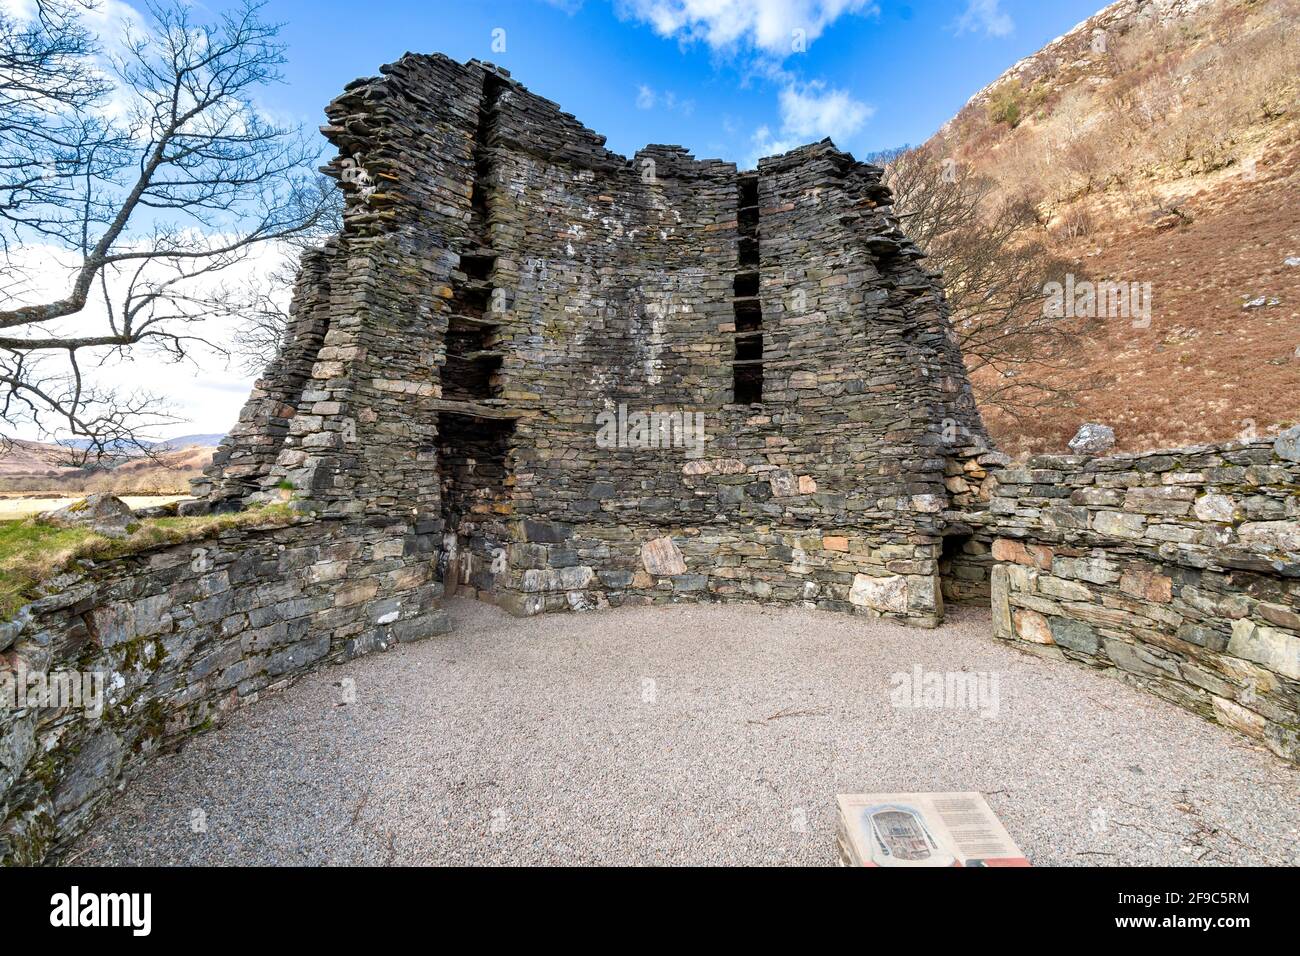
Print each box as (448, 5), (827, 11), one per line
(0, 439), (217, 494)
(925, 0), (1299, 453)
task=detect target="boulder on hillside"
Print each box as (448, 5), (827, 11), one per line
(1275, 425), (1300, 462)
(38, 493), (138, 539)
(1068, 423), (1115, 455)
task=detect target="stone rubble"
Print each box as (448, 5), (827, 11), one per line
(1067, 422), (1116, 455)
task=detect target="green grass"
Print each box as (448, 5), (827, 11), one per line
(0, 504), (296, 623)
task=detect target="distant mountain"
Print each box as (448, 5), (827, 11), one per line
(0, 437), (222, 494)
(57, 433), (226, 452)
(155, 433), (226, 449)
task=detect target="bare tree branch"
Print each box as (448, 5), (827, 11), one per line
(0, 0), (339, 458)
(881, 145), (1095, 419)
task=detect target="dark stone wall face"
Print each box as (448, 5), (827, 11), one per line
(0, 518), (447, 864)
(980, 440), (1300, 763)
(198, 53), (990, 627)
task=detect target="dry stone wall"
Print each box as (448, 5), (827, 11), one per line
(980, 437), (1300, 762)
(197, 53), (990, 628)
(7, 50), (1296, 868)
(2, 51), (998, 868)
(0, 517), (446, 865)
(194, 51), (1299, 760)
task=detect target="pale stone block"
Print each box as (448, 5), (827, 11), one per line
(641, 536), (687, 576)
(848, 574), (907, 613)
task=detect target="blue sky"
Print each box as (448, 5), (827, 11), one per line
(246, 0), (1103, 167)
(13, 0), (1115, 440)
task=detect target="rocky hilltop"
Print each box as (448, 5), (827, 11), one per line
(926, 0), (1298, 453)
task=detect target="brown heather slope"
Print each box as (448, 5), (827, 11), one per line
(925, 0), (1300, 453)
(0, 440), (215, 494)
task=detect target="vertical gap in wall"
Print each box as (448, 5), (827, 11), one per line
(733, 174), (763, 404)
(445, 71), (509, 404)
(470, 72), (508, 245)
(439, 71), (516, 601)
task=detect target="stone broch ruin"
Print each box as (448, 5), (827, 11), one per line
(199, 53), (991, 627)
(2, 54), (1297, 864)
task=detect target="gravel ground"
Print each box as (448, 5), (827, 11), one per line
(70, 599), (1299, 866)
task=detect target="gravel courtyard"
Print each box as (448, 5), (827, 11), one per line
(71, 599), (1299, 866)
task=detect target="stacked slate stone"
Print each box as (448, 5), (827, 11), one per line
(196, 244), (338, 510)
(981, 437), (1300, 761)
(199, 53), (990, 628)
(0, 514), (448, 865)
(7, 52), (1300, 871)
(185, 50), (1297, 764)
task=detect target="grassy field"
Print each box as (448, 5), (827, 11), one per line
(0, 504), (295, 621)
(0, 494), (189, 521)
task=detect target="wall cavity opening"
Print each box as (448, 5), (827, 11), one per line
(470, 71), (509, 234)
(443, 71), (511, 403)
(437, 412), (515, 597)
(732, 174), (763, 404)
(938, 532), (992, 606)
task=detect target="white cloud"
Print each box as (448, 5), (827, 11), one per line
(2, 241), (281, 441)
(749, 80), (873, 165)
(619, 0), (877, 55)
(618, 2), (876, 166)
(2, 0), (144, 53)
(954, 0), (1014, 38)
(777, 81), (872, 138)
(749, 123), (798, 160)
(3, 0), (147, 125)
(81, 0), (145, 44)
(635, 84), (695, 115)
(0, 0), (37, 18)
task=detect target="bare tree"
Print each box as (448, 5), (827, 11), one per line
(881, 145), (1090, 419)
(231, 179), (342, 377)
(0, 0), (110, 241)
(0, 0), (336, 461)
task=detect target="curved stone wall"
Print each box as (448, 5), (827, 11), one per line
(194, 53), (991, 629)
(0, 516), (445, 865)
(980, 437), (1300, 762)
(4, 52), (1296, 867)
